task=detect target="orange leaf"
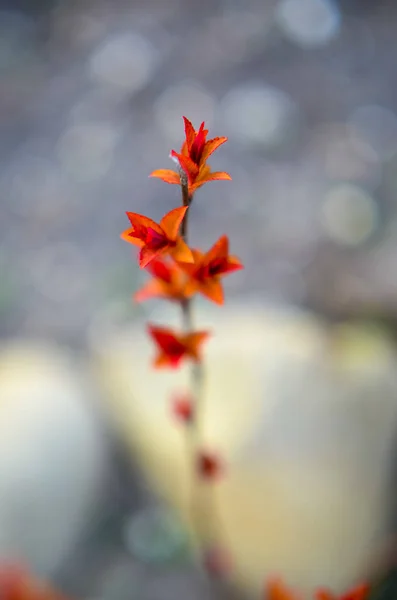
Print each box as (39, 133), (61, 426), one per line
(121, 208), (194, 268)
(139, 245), (164, 269)
(178, 248), (204, 269)
(196, 279), (225, 305)
(135, 258), (190, 302)
(316, 592), (334, 600)
(134, 278), (168, 302)
(121, 212), (164, 249)
(125, 212), (162, 232)
(160, 206), (188, 240)
(171, 236), (194, 263)
(120, 226), (145, 247)
(185, 331), (210, 360)
(189, 170), (232, 194)
(201, 136), (228, 164)
(315, 583), (370, 600)
(206, 234), (229, 262)
(151, 117), (230, 194)
(266, 578), (302, 600)
(178, 235), (242, 303)
(0, 565), (69, 600)
(200, 170), (232, 183)
(149, 169), (181, 185)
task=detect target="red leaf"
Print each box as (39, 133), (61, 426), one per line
(197, 451), (222, 480)
(159, 206), (188, 240)
(202, 546), (231, 578)
(151, 117), (230, 195)
(149, 169), (181, 185)
(148, 325), (210, 369)
(171, 393), (194, 422)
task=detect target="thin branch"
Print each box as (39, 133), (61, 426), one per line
(178, 179), (208, 560)
(179, 174), (229, 581)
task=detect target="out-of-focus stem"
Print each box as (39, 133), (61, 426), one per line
(178, 177), (208, 565)
(178, 173), (229, 584)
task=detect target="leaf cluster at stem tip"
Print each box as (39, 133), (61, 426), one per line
(120, 115), (242, 369)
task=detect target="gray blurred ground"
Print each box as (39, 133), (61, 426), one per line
(2, 0), (397, 347)
(1, 0), (397, 597)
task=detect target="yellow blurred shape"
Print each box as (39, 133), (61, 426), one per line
(92, 304), (397, 598)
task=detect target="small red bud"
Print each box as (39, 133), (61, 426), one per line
(197, 451), (222, 480)
(203, 546), (231, 578)
(171, 393), (194, 422)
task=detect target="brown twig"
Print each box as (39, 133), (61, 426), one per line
(178, 176), (210, 565)
(178, 171), (231, 586)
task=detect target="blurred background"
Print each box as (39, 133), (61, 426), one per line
(2, 0), (397, 598)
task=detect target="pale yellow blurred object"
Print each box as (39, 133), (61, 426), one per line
(92, 303), (397, 598)
(0, 340), (105, 575)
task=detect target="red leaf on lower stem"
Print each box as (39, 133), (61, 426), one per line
(265, 578), (302, 600)
(197, 451), (222, 480)
(0, 564), (69, 600)
(315, 583), (370, 600)
(203, 546), (232, 578)
(171, 393), (194, 423)
(148, 325), (210, 369)
(265, 579), (370, 600)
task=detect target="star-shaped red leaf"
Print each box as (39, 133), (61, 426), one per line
(179, 235), (243, 304)
(120, 206), (193, 268)
(150, 116), (231, 195)
(148, 325), (210, 369)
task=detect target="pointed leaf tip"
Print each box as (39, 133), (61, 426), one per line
(149, 169), (181, 185)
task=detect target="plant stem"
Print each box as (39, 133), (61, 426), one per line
(178, 179), (208, 564)
(178, 175), (230, 583)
